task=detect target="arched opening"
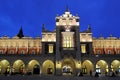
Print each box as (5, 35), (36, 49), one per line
(21, 50), (25, 54)
(111, 60), (120, 73)
(96, 60), (108, 74)
(33, 64), (40, 74)
(32, 50), (35, 54)
(82, 60), (94, 75)
(10, 50), (14, 54)
(28, 60), (40, 75)
(13, 60), (25, 74)
(0, 50), (3, 54)
(0, 60), (10, 74)
(61, 58), (75, 75)
(42, 60), (54, 75)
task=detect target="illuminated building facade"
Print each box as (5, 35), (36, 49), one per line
(0, 8), (120, 76)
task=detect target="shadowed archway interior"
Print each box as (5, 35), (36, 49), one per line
(82, 60), (94, 74)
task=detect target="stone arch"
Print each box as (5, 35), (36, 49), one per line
(27, 60), (40, 74)
(13, 60), (25, 74)
(0, 59), (10, 74)
(42, 60), (54, 75)
(82, 60), (94, 74)
(61, 58), (76, 75)
(96, 60), (108, 74)
(111, 60), (120, 72)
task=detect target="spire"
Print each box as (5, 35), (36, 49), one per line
(17, 26), (24, 39)
(42, 24), (45, 32)
(87, 24), (91, 32)
(66, 5), (69, 12)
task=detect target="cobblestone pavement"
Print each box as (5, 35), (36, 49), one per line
(0, 75), (120, 80)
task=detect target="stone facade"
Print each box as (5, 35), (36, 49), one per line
(0, 8), (120, 77)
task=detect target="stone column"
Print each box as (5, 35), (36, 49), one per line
(42, 43), (45, 54)
(75, 26), (81, 76)
(88, 42), (93, 54)
(55, 27), (62, 75)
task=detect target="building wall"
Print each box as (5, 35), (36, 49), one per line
(93, 36), (120, 54)
(0, 36), (42, 54)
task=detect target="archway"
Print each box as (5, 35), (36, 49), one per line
(0, 60), (10, 74)
(61, 58), (75, 75)
(96, 60), (108, 74)
(13, 60), (25, 74)
(42, 60), (54, 75)
(33, 64), (40, 74)
(82, 60), (94, 75)
(111, 60), (120, 73)
(28, 60), (40, 74)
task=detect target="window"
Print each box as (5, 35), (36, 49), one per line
(21, 50), (25, 54)
(10, 50), (14, 54)
(62, 32), (74, 49)
(0, 50), (3, 54)
(63, 36), (73, 48)
(32, 50), (35, 54)
(118, 50), (120, 54)
(81, 44), (86, 53)
(48, 44), (53, 53)
(108, 50), (111, 54)
(97, 50), (101, 54)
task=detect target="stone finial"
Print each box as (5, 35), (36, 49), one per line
(42, 24), (45, 32)
(66, 5), (69, 12)
(87, 24), (91, 32)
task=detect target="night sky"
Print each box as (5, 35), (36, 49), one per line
(0, 0), (120, 38)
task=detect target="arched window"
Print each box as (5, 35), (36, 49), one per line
(0, 50), (3, 54)
(10, 50), (14, 54)
(81, 44), (86, 53)
(108, 50), (111, 54)
(32, 50), (35, 54)
(118, 50), (120, 54)
(97, 50), (101, 54)
(21, 50), (25, 54)
(48, 44), (53, 53)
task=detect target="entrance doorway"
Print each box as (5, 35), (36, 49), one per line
(62, 65), (72, 75)
(27, 60), (40, 75)
(62, 58), (75, 75)
(33, 65), (40, 74)
(42, 60), (54, 75)
(82, 60), (94, 75)
(47, 67), (53, 74)
(96, 60), (108, 74)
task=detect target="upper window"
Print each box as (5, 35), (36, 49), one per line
(0, 50), (3, 54)
(118, 50), (120, 54)
(81, 44), (86, 53)
(63, 36), (73, 48)
(97, 50), (101, 54)
(108, 50), (111, 54)
(10, 50), (14, 54)
(62, 32), (74, 49)
(48, 44), (53, 53)
(21, 50), (25, 54)
(32, 50), (35, 54)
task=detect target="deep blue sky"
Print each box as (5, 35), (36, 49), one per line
(0, 0), (120, 38)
